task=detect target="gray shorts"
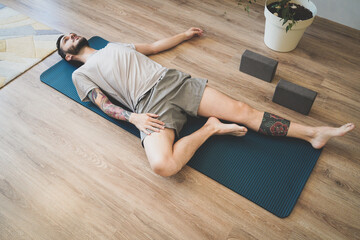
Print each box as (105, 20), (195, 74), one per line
(135, 69), (208, 144)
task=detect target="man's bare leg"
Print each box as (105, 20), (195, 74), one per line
(197, 87), (355, 149)
(143, 117), (247, 177)
(143, 86), (354, 177)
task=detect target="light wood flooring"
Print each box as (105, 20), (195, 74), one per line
(0, 0), (359, 239)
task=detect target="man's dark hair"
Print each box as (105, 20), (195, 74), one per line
(56, 35), (84, 68)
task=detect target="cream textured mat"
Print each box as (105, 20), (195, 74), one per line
(0, 3), (62, 88)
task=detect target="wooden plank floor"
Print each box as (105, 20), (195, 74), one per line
(0, 0), (359, 239)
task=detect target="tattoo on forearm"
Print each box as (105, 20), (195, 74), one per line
(88, 89), (131, 122)
(91, 90), (97, 103)
(103, 101), (131, 122)
(88, 89), (97, 104)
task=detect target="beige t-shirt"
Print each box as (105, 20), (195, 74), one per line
(72, 42), (168, 111)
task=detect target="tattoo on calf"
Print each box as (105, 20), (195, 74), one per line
(258, 112), (290, 136)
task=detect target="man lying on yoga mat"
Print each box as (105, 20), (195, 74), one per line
(56, 28), (355, 177)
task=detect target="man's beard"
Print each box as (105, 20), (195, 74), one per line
(67, 37), (89, 55)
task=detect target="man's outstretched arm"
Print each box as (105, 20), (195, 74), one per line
(88, 88), (165, 135)
(134, 27), (204, 55)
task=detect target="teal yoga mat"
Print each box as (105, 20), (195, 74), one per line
(40, 36), (322, 218)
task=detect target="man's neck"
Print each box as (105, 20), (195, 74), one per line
(76, 46), (97, 63)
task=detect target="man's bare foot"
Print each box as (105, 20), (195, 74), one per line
(205, 117), (247, 137)
(310, 123), (355, 149)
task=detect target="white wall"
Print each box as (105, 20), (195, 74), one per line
(311, 0), (360, 30)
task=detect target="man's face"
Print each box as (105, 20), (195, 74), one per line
(60, 33), (89, 56)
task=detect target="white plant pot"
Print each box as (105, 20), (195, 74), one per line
(264, 0), (317, 52)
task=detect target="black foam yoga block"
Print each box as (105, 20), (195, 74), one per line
(273, 79), (317, 115)
(239, 50), (278, 82)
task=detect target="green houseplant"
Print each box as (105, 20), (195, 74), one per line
(238, 0), (317, 52)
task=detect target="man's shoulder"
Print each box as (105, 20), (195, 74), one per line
(72, 68), (82, 78)
(72, 60), (92, 77)
(108, 42), (136, 50)
(72, 67), (88, 82)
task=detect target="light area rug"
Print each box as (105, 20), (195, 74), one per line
(0, 3), (62, 88)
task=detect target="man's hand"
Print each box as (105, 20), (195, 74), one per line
(184, 27), (204, 40)
(129, 113), (165, 135)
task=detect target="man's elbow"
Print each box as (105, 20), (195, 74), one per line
(149, 43), (159, 55)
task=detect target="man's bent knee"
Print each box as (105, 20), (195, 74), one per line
(150, 156), (181, 177)
(143, 128), (180, 176)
